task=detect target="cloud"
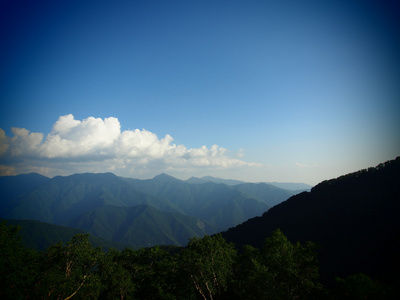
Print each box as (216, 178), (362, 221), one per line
(8, 128), (43, 157)
(0, 114), (261, 178)
(41, 115), (120, 158)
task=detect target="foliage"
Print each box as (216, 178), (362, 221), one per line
(333, 273), (398, 300)
(1, 222), (398, 299)
(98, 248), (136, 299)
(112, 246), (180, 300)
(180, 234), (237, 300)
(33, 234), (103, 299)
(0, 222), (39, 299)
(231, 229), (322, 300)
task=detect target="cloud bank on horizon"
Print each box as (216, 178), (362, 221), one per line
(0, 114), (261, 178)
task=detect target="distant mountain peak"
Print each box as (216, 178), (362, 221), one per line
(152, 173), (179, 182)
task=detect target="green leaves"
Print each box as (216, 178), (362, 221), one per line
(180, 234), (237, 299)
(0, 222), (39, 299)
(98, 248), (136, 300)
(35, 234), (103, 299)
(333, 273), (394, 300)
(232, 229), (322, 300)
(261, 229), (322, 299)
(9, 222), (390, 299)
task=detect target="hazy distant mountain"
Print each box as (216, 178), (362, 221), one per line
(125, 174), (275, 229)
(185, 175), (312, 191)
(222, 157), (400, 284)
(266, 182), (312, 191)
(0, 172), (296, 247)
(186, 176), (244, 186)
(233, 182), (296, 207)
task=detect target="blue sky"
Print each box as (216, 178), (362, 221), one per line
(1, 0), (399, 185)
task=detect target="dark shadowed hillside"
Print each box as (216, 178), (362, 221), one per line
(222, 157), (400, 285)
(1, 219), (132, 251)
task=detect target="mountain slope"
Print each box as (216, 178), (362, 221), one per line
(2, 173), (166, 224)
(266, 182), (312, 191)
(0, 173), (49, 216)
(222, 157), (400, 284)
(126, 176), (271, 229)
(233, 182), (297, 207)
(67, 205), (219, 247)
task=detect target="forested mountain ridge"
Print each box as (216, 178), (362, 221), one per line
(222, 157), (400, 285)
(66, 204), (219, 247)
(124, 174), (290, 229)
(0, 172), (298, 247)
(1, 172), (162, 225)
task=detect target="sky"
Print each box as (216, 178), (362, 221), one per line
(0, 0), (399, 185)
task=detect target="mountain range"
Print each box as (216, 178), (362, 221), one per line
(1, 157), (399, 288)
(222, 157), (400, 285)
(0, 172), (302, 248)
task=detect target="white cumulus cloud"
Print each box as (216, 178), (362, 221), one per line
(40, 115), (121, 158)
(9, 128), (43, 157)
(0, 115), (261, 178)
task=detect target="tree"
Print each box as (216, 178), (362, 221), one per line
(98, 248), (136, 300)
(261, 229), (321, 299)
(231, 244), (269, 299)
(99, 246), (180, 300)
(333, 273), (396, 300)
(0, 221), (39, 299)
(232, 229), (322, 300)
(180, 234), (237, 300)
(34, 234), (103, 299)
